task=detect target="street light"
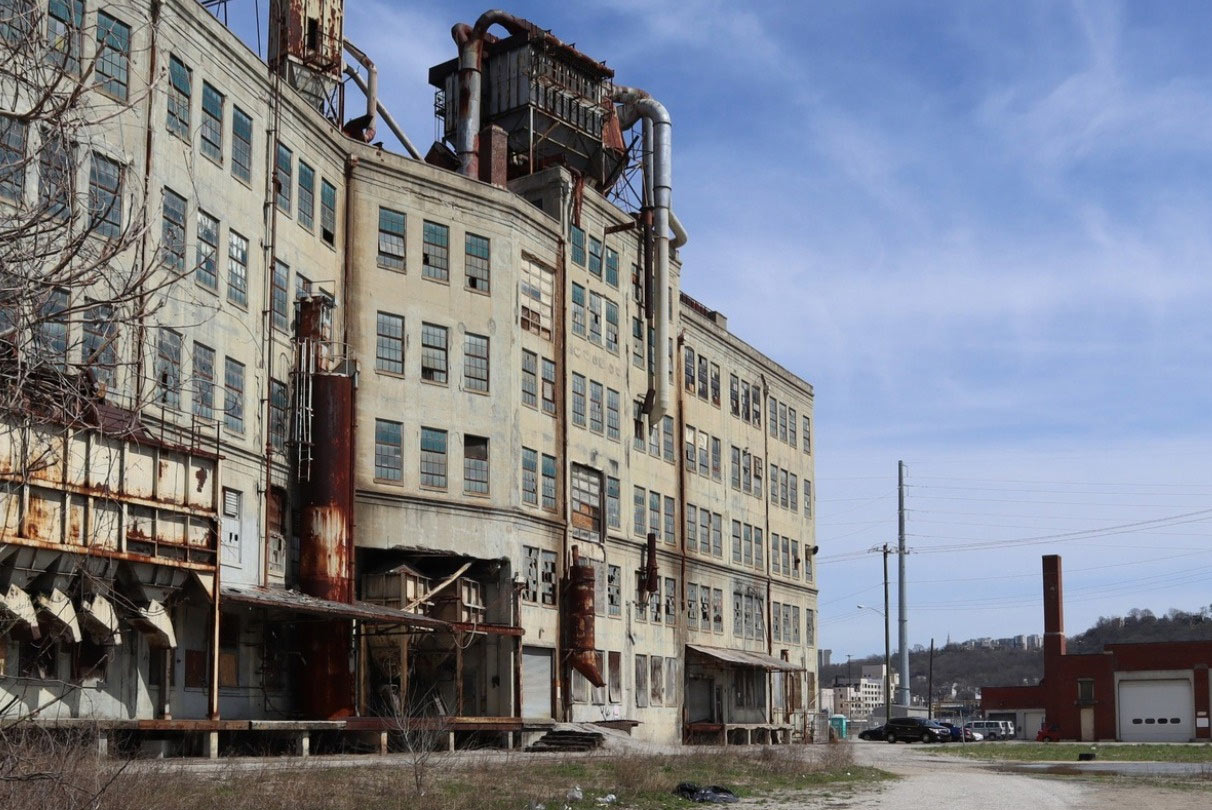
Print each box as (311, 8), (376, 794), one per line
(858, 599), (892, 727)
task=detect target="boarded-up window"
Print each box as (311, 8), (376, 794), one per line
(184, 649), (208, 689)
(650, 656), (664, 706)
(635, 654), (648, 708)
(608, 651), (622, 703)
(665, 657), (678, 706)
(570, 465), (602, 539)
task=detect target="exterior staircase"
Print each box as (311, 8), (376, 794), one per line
(524, 728), (605, 753)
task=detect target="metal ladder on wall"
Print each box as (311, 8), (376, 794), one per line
(291, 337), (315, 483)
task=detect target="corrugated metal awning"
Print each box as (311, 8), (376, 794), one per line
(687, 644), (804, 672)
(220, 585), (448, 630)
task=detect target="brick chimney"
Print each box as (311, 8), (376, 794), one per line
(1042, 554), (1066, 662)
(478, 124), (509, 188)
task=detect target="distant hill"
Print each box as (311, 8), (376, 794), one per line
(821, 606), (1212, 700)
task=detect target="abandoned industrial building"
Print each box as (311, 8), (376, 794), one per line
(0, 0), (818, 754)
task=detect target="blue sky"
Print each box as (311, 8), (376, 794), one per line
(227, 1), (1212, 659)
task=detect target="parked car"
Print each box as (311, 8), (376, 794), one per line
(885, 717), (952, 743)
(1036, 722), (1061, 742)
(939, 722), (980, 742)
(964, 720), (1004, 740)
(858, 725), (887, 741)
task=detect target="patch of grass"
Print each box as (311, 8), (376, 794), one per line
(96, 745), (892, 810)
(940, 742), (1212, 763)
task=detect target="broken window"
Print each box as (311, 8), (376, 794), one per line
(422, 220), (449, 281)
(772, 601), (782, 641)
(789, 407), (797, 448)
(522, 546), (540, 602)
(607, 565), (621, 616)
(730, 374), (740, 416)
(752, 383), (762, 426)
(161, 187), (186, 273)
(201, 82), (224, 163)
(540, 549), (556, 605)
(95, 12), (130, 100)
(632, 317), (644, 368)
(710, 364), (721, 407)
(227, 230), (248, 307)
(664, 576), (676, 623)
(156, 329), (182, 408)
(519, 257), (554, 339)
(697, 354), (708, 400)
(420, 323), (448, 383)
(465, 232), (490, 292)
(570, 464), (602, 541)
(82, 303), (117, 388)
(192, 342), (215, 420)
(88, 153), (122, 239)
(463, 435), (489, 495)
(271, 260), (289, 331)
(803, 415), (812, 455)
(585, 293), (606, 344)
(712, 588), (723, 633)
(274, 142), (292, 213)
(195, 209), (219, 290)
(685, 425), (696, 468)
(570, 224), (586, 266)
(223, 357), (244, 433)
(687, 582), (698, 629)
(605, 299), (619, 354)
(377, 207), (405, 270)
(733, 589), (743, 638)
(571, 283), (586, 336)
(684, 346), (695, 391)
(731, 446), (741, 490)
(697, 431), (709, 478)
(633, 486), (645, 536)
(606, 389), (620, 441)
(588, 235), (602, 277)
(541, 359), (557, 415)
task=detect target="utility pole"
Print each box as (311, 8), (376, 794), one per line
(927, 638), (934, 720)
(883, 543), (891, 723)
(897, 460), (909, 706)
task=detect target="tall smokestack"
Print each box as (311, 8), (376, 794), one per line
(1042, 554), (1065, 662)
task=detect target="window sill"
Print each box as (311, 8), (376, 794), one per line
(420, 378), (449, 388)
(465, 387), (490, 397)
(464, 285), (491, 297)
(421, 272), (450, 285)
(419, 484), (449, 493)
(377, 261), (406, 274)
(375, 369), (406, 380)
(201, 152), (224, 172)
(372, 477), (404, 486)
(463, 490), (491, 498)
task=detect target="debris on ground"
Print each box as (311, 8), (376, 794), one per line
(595, 795), (617, 805)
(567, 786), (583, 801)
(671, 782), (739, 804)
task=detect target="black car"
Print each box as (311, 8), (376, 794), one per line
(858, 725), (886, 741)
(884, 717), (951, 743)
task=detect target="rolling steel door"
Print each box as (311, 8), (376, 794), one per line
(522, 646), (553, 720)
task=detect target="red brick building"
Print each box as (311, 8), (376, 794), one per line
(982, 555), (1212, 742)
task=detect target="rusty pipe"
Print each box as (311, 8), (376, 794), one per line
(342, 65), (421, 158)
(614, 85), (674, 423)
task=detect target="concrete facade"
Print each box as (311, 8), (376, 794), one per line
(0, 0), (818, 748)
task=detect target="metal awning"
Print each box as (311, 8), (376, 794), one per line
(687, 644), (804, 672)
(221, 585), (448, 630)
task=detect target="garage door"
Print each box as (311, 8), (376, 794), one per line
(1118, 679), (1193, 742)
(522, 647), (553, 720)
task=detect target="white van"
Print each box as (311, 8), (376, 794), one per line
(999, 720), (1016, 739)
(963, 720), (1002, 740)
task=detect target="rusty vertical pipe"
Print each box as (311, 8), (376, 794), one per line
(567, 561), (604, 688)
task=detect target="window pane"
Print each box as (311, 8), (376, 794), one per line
(374, 419), (402, 480)
(422, 221), (449, 281)
(464, 333), (489, 392)
(375, 312), (404, 374)
(420, 427), (447, 488)
(465, 232), (490, 292)
(421, 323), (448, 383)
(377, 207), (405, 269)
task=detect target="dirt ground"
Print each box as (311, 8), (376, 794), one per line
(743, 742), (1212, 810)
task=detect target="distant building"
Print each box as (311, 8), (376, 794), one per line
(983, 556), (1212, 742)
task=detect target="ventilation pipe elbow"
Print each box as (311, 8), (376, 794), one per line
(613, 85), (675, 423)
(342, 65), (422, 159)
(342, 39), (378, 141)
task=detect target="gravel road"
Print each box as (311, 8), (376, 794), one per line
(744, 742), (1212, 810)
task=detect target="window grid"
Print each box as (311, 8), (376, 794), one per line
(374, 419), (402, 480)
(82, 304), (116, 388)
(47, 0), (83, 74)
(297, 161), (315, 230)
(465, 233), (490, 292)
(541, 359), (556, 415)
(604, 247), (619, 287)
(606, 388), (620, 441)
(519, 258), (554, 339)
(167, 56), (191, 138)
(570, 225), (586, 265)
(522, 448), (538, 504)
(271, 260), (289, 331)
(227, 231), (248, 307)
(156, 329), (182, 408)
(521, 351), (537, 407)
(161, 188), (186, 273)
(422, 220), (449, 281)
(589, 381), (604, 434)
(88, 153), (122, 239)
(39, 131), (72, 219)
(375, 312), (404, 374)
(464, 333), (489, 392)
(377, 207), (405, 270)
(200, 82), (224, 162)
(541, 454), (557, 510)
(420, 427), (448, 488)
(606, 476), (620, 528)
(571, 283), (586, 336)
(274, 142), (292, 213)
(420, 323), (448, 383)
(192, 343), (215, 420)
(0, 117), (26, 201)
(588, 236), (602, 277)
(571, 373), (586, 427)
(269, 379), (288, 454)
(223, 357), (244, 433)
(605, 300), (619, 353)
(463, 435), (489, 495)
(231, 107), (253, 182)
(196, 210), (219, 290)
(320, 180), (336, 245)
(95, 12), (130, 100)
